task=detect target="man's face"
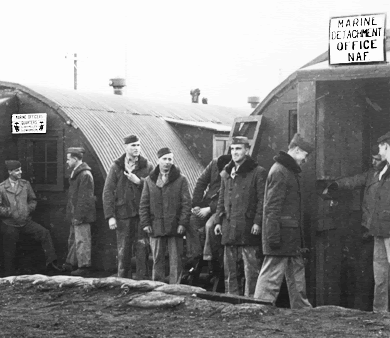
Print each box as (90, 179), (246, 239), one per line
(125, 141), (141, 158)
(379, 142), (388, 161)
(66, 154), (78, 170)
(372, 156), (385, 171)
(294, 147), (309, 166)
(230, 144), (249, 164)
(158, 153), (173, 172)
(9, 167), (22, 180)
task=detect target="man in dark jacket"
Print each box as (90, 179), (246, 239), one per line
(65, 147), (96, 276)
(139, 147), (191, 284)
(0, 160), (61, 276)
(323, 144), (386, 310)
(185, 154), (232, 273)
(214, 137), (267, 297)
(364, 131), (390, 312)
(103, 135), (153, 279)
(254, 133), (313, 309)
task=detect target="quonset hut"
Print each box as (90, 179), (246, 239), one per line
(236, 30), (390, 311)
(0, 81), (251, 274)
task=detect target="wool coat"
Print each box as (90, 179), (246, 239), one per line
(335, 167), (383, 231)
(0, 179), (37, 227)
(139, 164), (191, 238)
(368, 164), (390, 237)
(215, 156), (267, 246)
(66, 162), (96, 225)
(191, 155), (232, 213)
(103, 154), (153, 220)
(262, 151), (304, 256)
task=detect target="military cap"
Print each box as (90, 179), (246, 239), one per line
(124, 135), (139, 144)
(66, 147), (85, 155)
(231, 136), (250, 146)
(289, 133), (314, 154)
(377, 131), (390, 144)
(5, 160), (21, 171)
(157, 147), (172, 158)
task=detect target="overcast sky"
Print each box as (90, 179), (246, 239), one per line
(1, 0), (389, 107)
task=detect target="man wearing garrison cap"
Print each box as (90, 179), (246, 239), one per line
(214, 136), (267, 297)
(254, 133), (313, 308)
(139, 147), (191, 283)
(64, 147), (96, 276)
(0, 160), (62, 275)
(103, 135), (153, 279)
(320, 144), (386, 311)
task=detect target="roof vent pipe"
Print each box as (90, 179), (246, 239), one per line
(109, 78), (126, 95)
(248, 96), (260, 108)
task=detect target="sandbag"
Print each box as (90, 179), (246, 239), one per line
(155, 284), (206, 295)
(127, 291), (184, 308)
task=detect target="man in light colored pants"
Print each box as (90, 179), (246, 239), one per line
(254, 256), (311, 308)
(373, 237), (390, 311)
(66, 223), (91, 269)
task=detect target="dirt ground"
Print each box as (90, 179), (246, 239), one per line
(0, 282), (390, 338)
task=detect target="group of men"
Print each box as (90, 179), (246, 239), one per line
(2, 129), (390, 312)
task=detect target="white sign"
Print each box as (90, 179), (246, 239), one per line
(12, 113), (47, 134)
(329, 13), (386, 65)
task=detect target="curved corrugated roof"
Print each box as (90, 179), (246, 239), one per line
(0, 82), (250, 191)
(252, 29), (390, 116)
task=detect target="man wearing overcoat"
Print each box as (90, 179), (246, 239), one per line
(139, 147), (191, 284)
(65, 147), (96, 276)
(254, 133), (313, 309)
(103, 135), (153, 278)
(214, 136), (267, 297)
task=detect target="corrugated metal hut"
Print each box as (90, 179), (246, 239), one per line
(241, 30), (390, 311)
(0, 81), (251, 274)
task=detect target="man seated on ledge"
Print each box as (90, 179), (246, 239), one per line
(0, 160), (62, 276)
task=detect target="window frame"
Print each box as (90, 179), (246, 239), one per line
(17, 130), (64, 192)
(213, 134), (230, 158)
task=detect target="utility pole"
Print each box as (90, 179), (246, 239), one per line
(73, 53), (77, 90)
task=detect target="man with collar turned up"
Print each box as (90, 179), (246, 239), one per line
(254, 133), (313, 309)
(139, 147), (191, 284)
(0, 160), (61, 276)
(103, 135), (153, 279)
(65, 147), (96, 276)
(214, 136), (267, 297)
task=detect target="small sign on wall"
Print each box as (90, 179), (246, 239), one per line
(12, 113), (47, 134)
(329, 13), (386, 65)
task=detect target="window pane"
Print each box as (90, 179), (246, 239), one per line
(46, 141), (57, 162)
(289, 110), (298, 142)
(32, 141), (46, 162)
(32, 163), (46, 184)
(46, 163), (57, 184)
(233, 121), (257, 139)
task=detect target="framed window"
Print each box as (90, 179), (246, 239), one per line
(213, 135), (230, 158)
(289, 109), (298, 143)
(229, 115), (263, 156)
(17, 131), (64, 191)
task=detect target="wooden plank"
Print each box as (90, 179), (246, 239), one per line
(195, 291), (273, 306)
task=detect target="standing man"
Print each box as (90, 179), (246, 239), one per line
(254, 133), (313, 309)
(139, 147), (191, 284)
(185, 154), (232, 278)
(214, 137), (267, 297)
(0, 160), (61, 276)
(103, 135), (153, 279)
(65, 147), (96, 276)
(322, 145), (386, 310)
(365, 132), (390, 313)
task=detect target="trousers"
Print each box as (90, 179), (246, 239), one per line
(224, 245), (261, 297)
(150, 236), (183, 284)
(203, 213), (221, 261)
(66, 223), (91, 268)
(0, 220), (57, 275)
(116, 217), (150, 279)
(373, 236), (390, 312)
(254, 255), (312, 309)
